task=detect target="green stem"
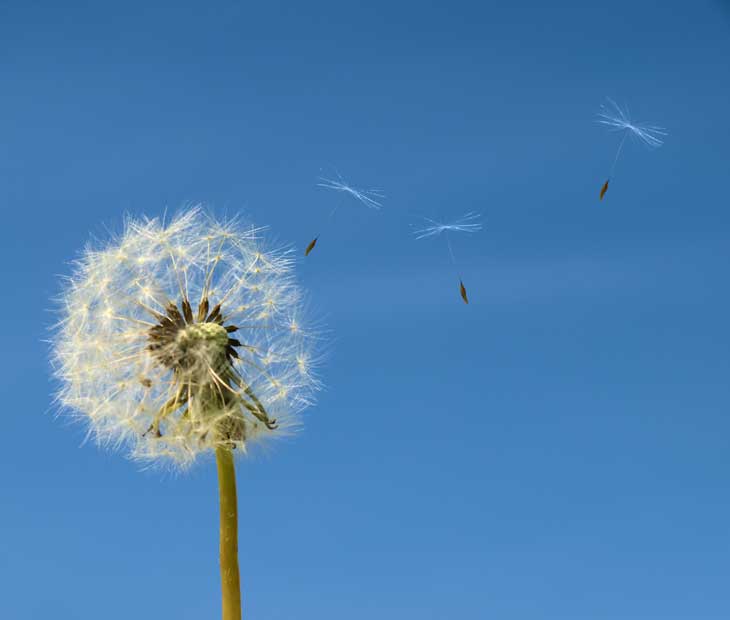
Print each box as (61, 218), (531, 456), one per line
(216, 447), (242, 620)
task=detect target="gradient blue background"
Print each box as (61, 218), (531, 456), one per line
(2, 1), (730, 618)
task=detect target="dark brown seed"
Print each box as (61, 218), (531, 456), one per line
(225, 325), (239, 333)
(181, 299), (194, 323)
(207, 303), (222, 322)
(197, 298), (209, 322)
(305, 237), (318, 256)
(599, 179), (609, 200)
(460, 280), (469, 305)
(166, 303), (185, 326)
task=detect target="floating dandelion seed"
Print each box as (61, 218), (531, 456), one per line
(317, 173), (384, 211)
(413, 212), (482, 304)
(52, 208), (321, 620)
(597, 98), (667, 200)
(413, 212), (482, 239)
(305, 172), (384, 256)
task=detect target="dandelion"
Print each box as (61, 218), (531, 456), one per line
(413, 212), (482, 304)
(305, 171), (384, 256)
(597, 97), (667, 200)
(52, 208), (320, 620)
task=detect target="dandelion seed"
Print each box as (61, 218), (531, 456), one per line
(305, 171), (384, 257)
(317, 173), (384, 210)
(597, 98), (667, 200)
(459, 280), (469, 305)
(414, 212), (482, 305)
(52, 208), (322, 619)
(413, 212), (483, 239)
(599, 179), (609, 201)
(304, 237), (318, 256)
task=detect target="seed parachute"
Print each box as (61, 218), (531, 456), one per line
(413, 212), (482, 305)
(597, 98), (667, 201)
(304, 171), (384, 256)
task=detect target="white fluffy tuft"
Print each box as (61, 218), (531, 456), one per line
(52, 208), (321, 469)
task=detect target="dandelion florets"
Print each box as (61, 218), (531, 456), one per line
(52, 208), (320, 468)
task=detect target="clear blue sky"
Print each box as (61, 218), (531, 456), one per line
(2, 1), (730, 618)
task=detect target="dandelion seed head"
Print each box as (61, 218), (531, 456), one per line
(52, 208), (321, 469)
(317, 173), (384, 210)
(413, 212), (483, 240)
(597, 98), (667, 148)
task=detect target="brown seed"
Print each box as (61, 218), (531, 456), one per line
(166, 303), (185, 326)
(181, 299), (194, 323)
(599, 179), (609, 200)
(197, 298), (209, 322)
(305, 237), (318, 256)
(459, 280), (469, 305)
(207, 303), (222, 322)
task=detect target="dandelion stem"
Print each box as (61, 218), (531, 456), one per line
(216, 446), (242, 620)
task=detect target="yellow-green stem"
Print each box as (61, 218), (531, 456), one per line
(216, 447), (242, 620)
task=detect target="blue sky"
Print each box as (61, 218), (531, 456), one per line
(2, 1), (730, 618)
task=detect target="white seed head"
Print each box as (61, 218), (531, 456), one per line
(52, 208), (321, 468)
